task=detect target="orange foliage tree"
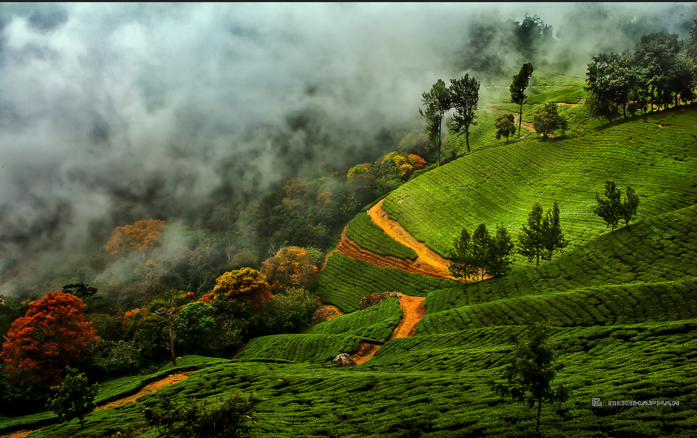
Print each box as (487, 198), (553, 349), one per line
(1, 291), (99, 388)
(408, 154), (427, 169)
(261, 246), (319, 293)
(106, 219), (166, 260)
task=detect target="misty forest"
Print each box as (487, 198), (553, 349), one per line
(1, 3), (697, 437)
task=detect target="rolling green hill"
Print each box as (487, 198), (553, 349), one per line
(4, 78), (697, 438)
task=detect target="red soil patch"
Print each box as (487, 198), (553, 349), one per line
(1, 430), (42, 438)
(351, 342), (381, 365)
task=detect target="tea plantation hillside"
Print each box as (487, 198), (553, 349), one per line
(383, 108), (697, 263)
(3, 91), (697, 438)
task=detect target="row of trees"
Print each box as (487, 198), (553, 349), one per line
(449, 201), (569, 281)
(585, 29), (697, 122)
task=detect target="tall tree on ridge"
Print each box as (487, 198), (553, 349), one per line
(510, 63), (534, 139)
(449, 74), (480, 153)
(420, 79), (452, 167)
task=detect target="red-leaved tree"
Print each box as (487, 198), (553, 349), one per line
(1, 291), (99, 388)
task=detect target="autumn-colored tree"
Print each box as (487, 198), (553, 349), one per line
(261, 247), (319, 293)
(106, 219), (166, 260)
(408, 154), (427, 169)
(1, 291), (99, 388)
(207, 268), (274, 310)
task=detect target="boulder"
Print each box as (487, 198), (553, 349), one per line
(359, 292), (398, 310)
(311, 305), (343, 324)
(332, 353), (357, 368)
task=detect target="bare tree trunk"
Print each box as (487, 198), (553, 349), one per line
(518, 102), (523, 139)
(535, 397), (542, 433)
(466, 130), (470, 153)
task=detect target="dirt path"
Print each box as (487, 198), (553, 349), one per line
(350, 294), (428, 366)
(1, 430), (41, 438)
(95, 372), (193, 411)
(367, 200), (453, 275)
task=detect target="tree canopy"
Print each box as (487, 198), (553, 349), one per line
(510, 63), (534, 139)
(419, 79), (451, 167)
(449, 74), (480, 153)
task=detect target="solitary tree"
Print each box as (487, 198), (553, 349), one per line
(494, 113), (517, 143)
(1, 291), (99, 388)
(592, 181), (639, 232)
(490, 318), (570, 434)
(155, 289), (179, 367)
(46, 366), (99, 429)
(518, 203), (544, 267)
(541, 201), (568, 262)
(532, 101), (568, 138)
(449, 74), (480, 153)
(449, 228), (478, 283)
(419, 79), (452, 167)
(510, 63), (534, 139)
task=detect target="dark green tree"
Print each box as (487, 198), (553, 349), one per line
(490, 318), (570, 434)
(518, 203), (544, 267)
(510, 63), (534, 139)
(46, 366), (99, 429)
(449, 74), (480, 153)
(541, 201), (568, 262)
(61, 283), (98, 300)
(448, 228), (477, 283)
(494, 113), (517, 143)
(620, 186), (640, 227)
(592, 181), (631, 232)
(633, 32), (680, 111)
(471, 224), (491, 281)
(486, 225), (515, 277)
(532, 101), (568, 138)
(419, 79), (452, 167)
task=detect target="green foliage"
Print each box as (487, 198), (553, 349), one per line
(449, 74), (480, 153)
(490, 318), (570, 433)
(532, 101), (568, 138)
(174, 301), (216, 355)
(592, 181), (639, 232)
(448, 228), (477, 283)
(487, 225), (515, 277)
(494, 113), (516, 143)
(345, 212), (417, 260)
(541, 201), (568, 262)
(46, 366), (99, 429)
(258, 287), (319, 334)
(347, 164), (368, 178)
(143, 390), (259, 438)
(510, 62), (534, 138)
(517, 203), (544, 267)
(420, 79), (452, 166)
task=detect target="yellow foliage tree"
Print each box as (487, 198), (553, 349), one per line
(106, 219), (166, 260)
(210, 267), (273, 303)
(261, 246), (319, 293)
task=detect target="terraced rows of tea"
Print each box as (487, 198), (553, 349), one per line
(344, 212), (417, 260)
(28, 318), (697, 437)
(305, 296), (402, 342)
(316, 252), (460, 312)
(383, 109), (697, 262)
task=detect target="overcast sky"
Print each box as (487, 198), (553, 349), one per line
(0, 3), (694, 286)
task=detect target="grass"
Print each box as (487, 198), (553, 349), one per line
(344, 212), (417, 260)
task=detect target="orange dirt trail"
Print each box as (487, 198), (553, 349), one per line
(95, 371), (193, 411)
(351, 294), (428, 366)
(367, 200), (452, 276)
